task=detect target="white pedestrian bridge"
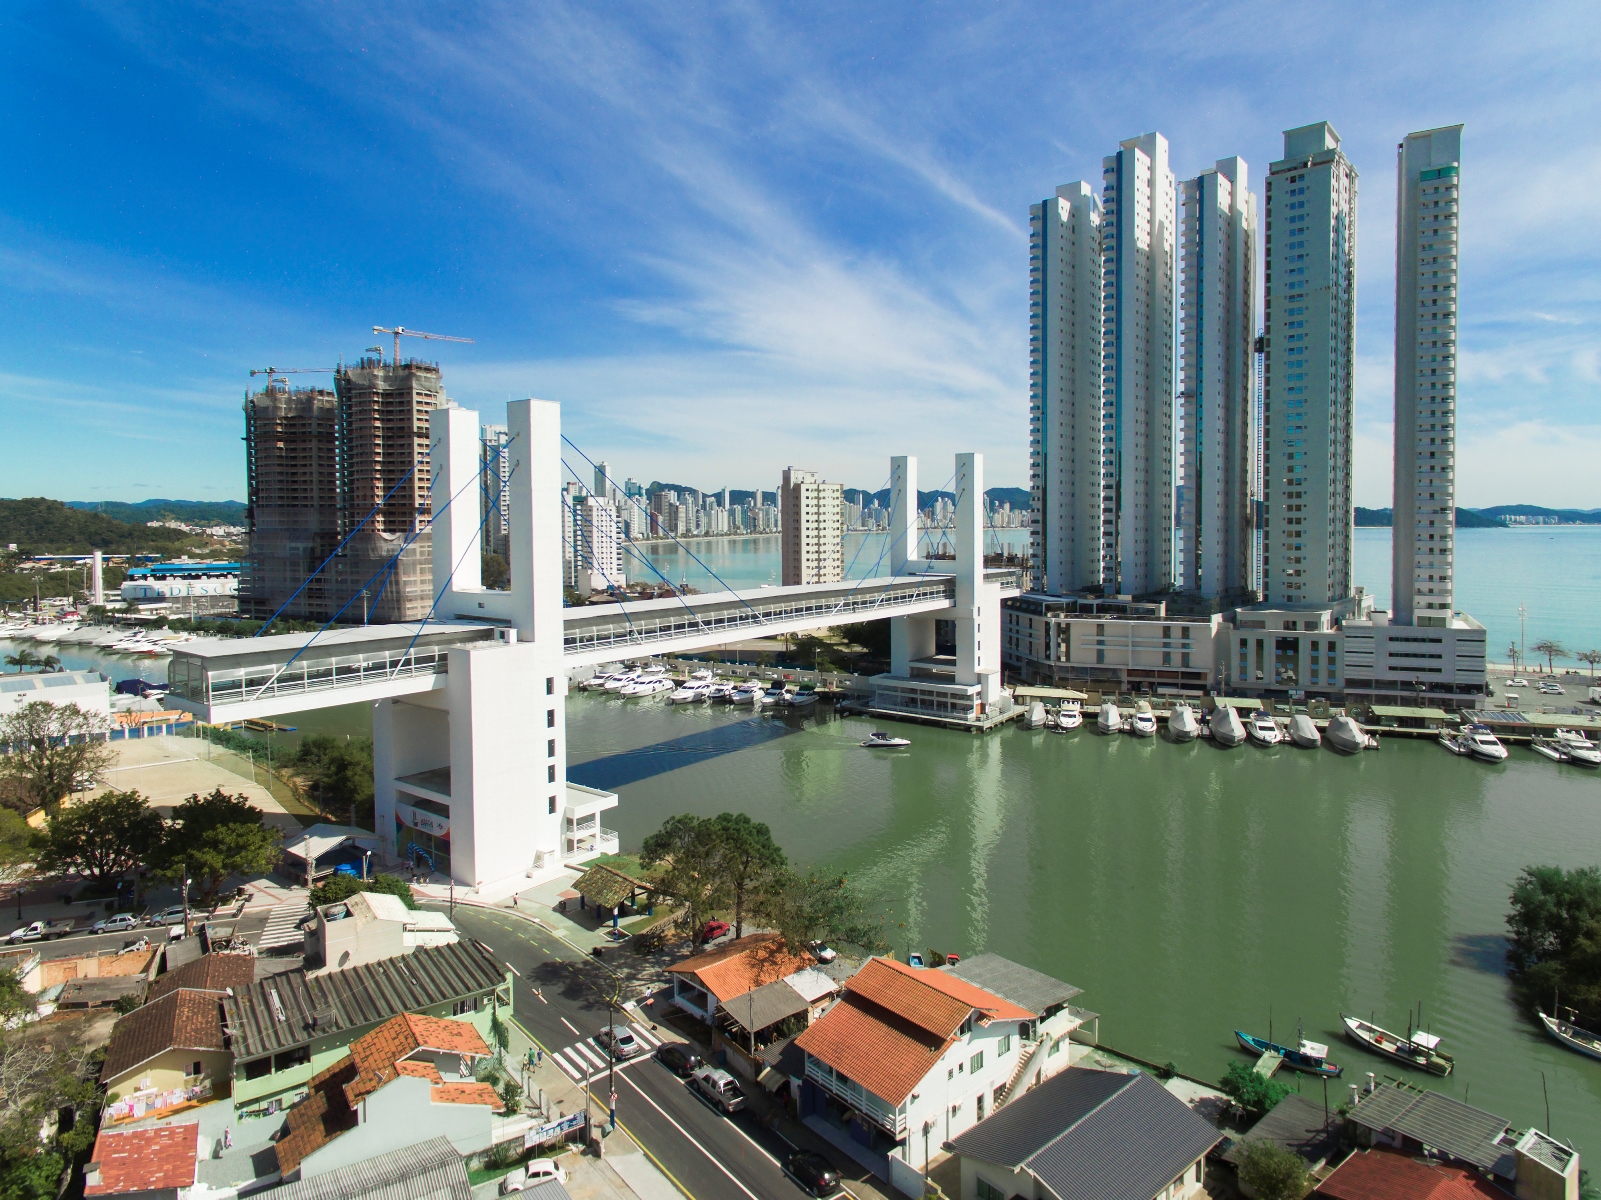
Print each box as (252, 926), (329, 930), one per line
(165, 569), (1021, 724)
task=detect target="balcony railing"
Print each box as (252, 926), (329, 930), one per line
(173, 644), (454, 708)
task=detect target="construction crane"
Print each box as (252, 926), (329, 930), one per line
(249, 367), (335, 392)
(371, 326), (475, 366)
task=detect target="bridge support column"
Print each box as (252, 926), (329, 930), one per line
(954, 452), (1001, 707)
(887, 454), (933, 677)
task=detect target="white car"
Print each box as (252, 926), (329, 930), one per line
(499, 1160), (567, 1193)
(1509, 677), (1531, 688)
(809, 940), (837, 964)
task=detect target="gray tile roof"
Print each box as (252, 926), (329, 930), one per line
(223, 940), (505, 1061)
(271, 1136), (469, 1200)
(940, 953), (1081, 1016)
(1221, 1094), (1339, 1168)
(1346, 1083), (1512, 1173)
(950, 1069), (1221, 1200)
(721, 979), (810, 1034)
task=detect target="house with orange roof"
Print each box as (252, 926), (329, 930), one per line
(792, 954), (1087, 1189)
(84, 1123), (201, 1200)
(272, 1013), (505, 1182)
(664, 932), (822, 1026)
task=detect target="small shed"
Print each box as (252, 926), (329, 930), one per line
(570, 864), (654, 919)
(1369, 705), (1451, 730)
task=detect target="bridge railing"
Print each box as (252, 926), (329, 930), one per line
(562, 578), (955, 656)
(177, 643), (453, 708)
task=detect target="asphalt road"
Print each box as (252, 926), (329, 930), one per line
(15, 926), (167, 960)
(434, 903), (855, 1200)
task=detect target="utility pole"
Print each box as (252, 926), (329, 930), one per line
(1519, 604), (1528, 670)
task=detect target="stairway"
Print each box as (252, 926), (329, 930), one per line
(994, 1037), (1046, 1108)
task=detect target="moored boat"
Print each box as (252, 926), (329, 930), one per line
(1289, 713), (1321, 748)
(621, 676), (673, 697)
(670, 681), (711, 703)
(1531, 737), (1570, 763)
(1210, 704), (1246, 748)
(1538, 1008), (1601, 1062)
(602, 672), (637, 692)
(1026, 701), (1048, 729)
(1234, 1029), (1342, 1077)
(1340, 1013), (1453, 1075)
(861, 731), (911, 748)
(1461, 724), (1509, 762)
(1248, 710), (1282, 746)
(1168, 703), (1200, 742)
(1326, 713), (1374, 754)
(1054, 701), (1083, 731)
(1096, 701), (1125, 735)
(1129, 700), (1157, 737)
(1554, 730), (1601, 766)
(785, 685), (820, 707)
(759, 684), (788, 706)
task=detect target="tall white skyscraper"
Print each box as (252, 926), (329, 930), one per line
(1102, 133), (1177, 595)
(1029, 181), (1107, 594)
(1261, 122), (1358, 604)
(1391, 125), (1462, 627)
(1178, 156), (1258, 598)
(780, 467), (844, 585)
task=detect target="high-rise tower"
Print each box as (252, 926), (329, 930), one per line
(242, 385), (341, 621)
(1178, 156), (1258, 598)
(1391, 125), (1463, 626)
(1261, 122), (1358, 605)
(1101, 133), (1177, 595)
(1029, 182), (1106, 594)
(779, 467), (844, 585)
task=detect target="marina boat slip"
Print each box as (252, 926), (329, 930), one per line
(1097, 700), (1125, 735)
(784, 685), (819, 707)
(1248, 711), (1283, 746)
(670, 680), (712, 704)
(1340, 1013), (1453, 1075)
(1027, 701), (1048, 729)
(1289, 713), (1322, 748)
(1129, 701), (1157, 738)
(1447, 724), (1509, 762)
(1235, 1029), (1342, 1077)
(1054, 701), (1083, 731)
(1210, 704), (1247, 748)
(730, 681), (764, 704)
(1538, 1009), (1601, 1063)
(1325, 713), (1376, 754)
(861, 731), (911, 748)
(759, 684), (788, 706)
(1167, 703), (1200, 742)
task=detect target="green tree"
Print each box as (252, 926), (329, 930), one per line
(1237, 1140), (1311, 1200)
(765, 869), (890, 955)
(640, 814), (729, 944)
(293, 736), (375, 827)
(1507, 865), (1601, 1024)
(481, 553), (509, 591)
(0, 702), (117, 817)
(708, 812), (786, 939)
(0, 810), (34, 882)
(309, 873), (416, 910)
(1578, 650), (1601, 680)
(0, 965), (100, 1200)
(1218, 1061), (1290, 1118)
(1531, 639), (1567, 675)
(32, 789), (163, 888)
(158, 789), (280, 905)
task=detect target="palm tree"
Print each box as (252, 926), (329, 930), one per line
(1530, 639), (1567, 676)
(1506, 643), (1521, 673)
(38, 654), (61, 673)
(3, 648), (41, 672)
(1578, 650), (1601, 680)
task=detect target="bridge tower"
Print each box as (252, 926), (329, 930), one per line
(889, 455), (935, 675)
(372, 399), (617, 899)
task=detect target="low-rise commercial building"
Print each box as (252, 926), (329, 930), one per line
(0, 670), (110, 717)
(1002, 594), (1224, 695)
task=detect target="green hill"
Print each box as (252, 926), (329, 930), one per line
(0, 498), (201, 554)
(65, 499), (246, 526)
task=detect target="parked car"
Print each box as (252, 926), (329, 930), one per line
(595, 1025), (640, 1059)
(8, 918), (75, 943)
(808, 940), (837, 964)
(655, 1043), (703, 1076)
(498, 1160), (566, 1193)
(690, 1065), (746, 1114)
(698, 920), (730, 943)
(784, 1152), (841, 1197)
(145, 906), (188, 928)
(1509, 677), (1531, 688)
(91, 913), (141, 935)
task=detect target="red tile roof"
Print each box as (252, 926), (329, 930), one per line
(86, 1123), (200, 1196)
(101, 990), (225, 1083)
(395, 1060), (444, 1084)
(843, 957), (1024, 1039)
(794, 992), (957, 1107)
(431, 1082), (504, 1110)
(665, 933), (817, 1004)
(344, 1013), (491, 1104)
(1316, 1149), (1507, 1199)
(149, 953), (257, 1002)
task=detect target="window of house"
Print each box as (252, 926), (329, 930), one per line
(970, 1051), (984, 1073)
(547, 709), (556, 728)
(548, 739), (556, 758)
(977, 1181), (1005, 1200)
(546, 677), (555, 695)
(976, 1093), (986, 1122)
(548, 796), (557, 815)
(190, 1060), (204, 1078)
(453, 997), (481, 1016)
(997, 1035), (1012, 1055)
(243, 1056), (272, 1080)
(272, 1046), (310, 1073)
(548, 766), (556, 783)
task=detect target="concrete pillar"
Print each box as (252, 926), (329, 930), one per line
(954, 453), (1001, 703)
(888, 455), (935, 675)
(429, 404), (484, 596)
(91, 550), (103, 608)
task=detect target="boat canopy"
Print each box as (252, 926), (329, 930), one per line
(1411, 1030), (1442, 1049)
(1299, 1040), (1329, 1059)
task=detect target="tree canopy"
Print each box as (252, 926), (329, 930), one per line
(32, 790), (163, 886)
(1237, 1140), (1311, 1200)
(1507, 865), (1601, 1024)
(310, 873), (416, 909)
(1218, 1061), (1290, 1118)
(0, 702), (116, 817)
(292, 736), (375, 827)
(156, 788), (280, 905)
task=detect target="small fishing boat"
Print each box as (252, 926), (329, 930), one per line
(1054, 702), (1083, 731)
(1538, 1008), (1601, 1062)
(1289, 713), (1321, 748)
(1438, 729), (1473, 756)
(906, 952), (926, 969)
(1555, 730), (1601, 766)
(1210, 704), (1246, 748)
(1027, 701), (1048, 729)
(1129, 701), (1157, 738)
(861, 731), (911, 748)
(1340, 1013), (1453, 1075)
(1097, 701), (1125, 735)
(1248, 710), (1283, 746)
(1168, 703), (1200, 742)
(1234, 1029), (1342, 1077)
(1326, 713), (1375, 754)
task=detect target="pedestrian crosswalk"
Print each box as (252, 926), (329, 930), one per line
(545, 1018), (666, 1081)
(255, 903), (310, 952)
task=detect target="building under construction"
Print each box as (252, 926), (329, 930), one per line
(242, 358), (444, 625)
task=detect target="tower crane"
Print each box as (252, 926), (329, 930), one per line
(371, 326), (475, 366)
(249, 367), (335, 392)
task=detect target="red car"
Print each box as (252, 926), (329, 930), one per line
(699, 920), (730, 943)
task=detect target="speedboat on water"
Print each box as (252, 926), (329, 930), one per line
(1248, 710), (1282, 746)
(1289, 714), (1322, 748)
(1167, 703), (1199, 742)
(706, 682), (735, 701)
(1555, 730), (1601, 766)
(1054, 702), (1083, 731)
(1129, 701), (1157, 738)
(1096, 701), (1125, 735)
(861, 731), (911, 748)
(1325, 713), (1374, 754)
(670, 681), (712, 704)
(622, 677), (673, 697)
(1210, 704), (1246, 747)
(1538, 1008), (1601, 1063)
(758, 684), (788, 706)
(785, 685), (819, 707)
(602, 672), (638, 692)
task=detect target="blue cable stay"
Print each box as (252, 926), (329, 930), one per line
(561, 436), (771, 627)
(821, 472), (895, 618)
(561, 491), (638, 638)
(254, 441), (439, 636)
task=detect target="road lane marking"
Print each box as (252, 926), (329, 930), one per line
(560, 1016), (581, 1035)
(551, 1054), (581, 1081)
(617, 1073), (761, 1200)
(629, 1021), (663, 1047)
(572, 1041), (608, 1070)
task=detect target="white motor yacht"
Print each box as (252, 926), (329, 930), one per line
(1055, 701), (1083, 731)
(1209, 704), (1247, 748)
(861, 731), (911, 748)
(785, 686), (820, 707)
(639, 664), (668, 677)
(689, 668), (715, 682)
(1167, 703), (1199, 742)
(602, 672), (638, 692)
(1096, 701), (1125, 735)
(730, 682), (764, 705)
(622, 677), (673, 697)
(1326, 713), (1374, 754)
(1248, 710), (1283, 746)
(1129, 701), (1157, 738)
(759, 684), (788, 706)
(670, 681), (712, 704)
(30, 624), (77, 643)
(1461, 724), (1509, 762)
(706, 682), (735, 701)
(1288, 713), (1322, 749)
(1552, 730), (1601, 766)
(93, 629), (131, 648)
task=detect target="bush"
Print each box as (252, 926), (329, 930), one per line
(1218, 1061), (1290, 1118)
(1237, 1139), (1311, 1200)
(309, 873), (416, 910)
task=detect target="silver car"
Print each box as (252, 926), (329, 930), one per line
(595, 1025), (640, 1060)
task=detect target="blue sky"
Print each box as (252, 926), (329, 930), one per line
(2, 1), (1597, 506)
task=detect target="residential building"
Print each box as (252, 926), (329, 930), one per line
(84, 1122), (201, 1200)
(780, 468), (844, 585)
(1262, 122), (1358, 605)
(273, 1014), (501, 1180)
(304, 889), (459, 973)
(147, 953), (257, 1004)
(947, 1068), (1220, 1200)
(1001, 594), (1224, 694)
(666, 934), (820, 1028)
(567, 491), (624, 596)
(241, 386), (341, 622)
(1101, 132), (1177, 595)
(1391, 125), (1463, 626)
(793, 955), (1086, 1186)
(1029, 181), (1106, 595)
(221, 938), (510, 1117)
(101, 989), (231, 1112)
(1178, 156), (1258, 599)
(480, 423), (513, 559)
(1314, 1148), (1508, 1200)
(270, 1138), (472, 1200)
